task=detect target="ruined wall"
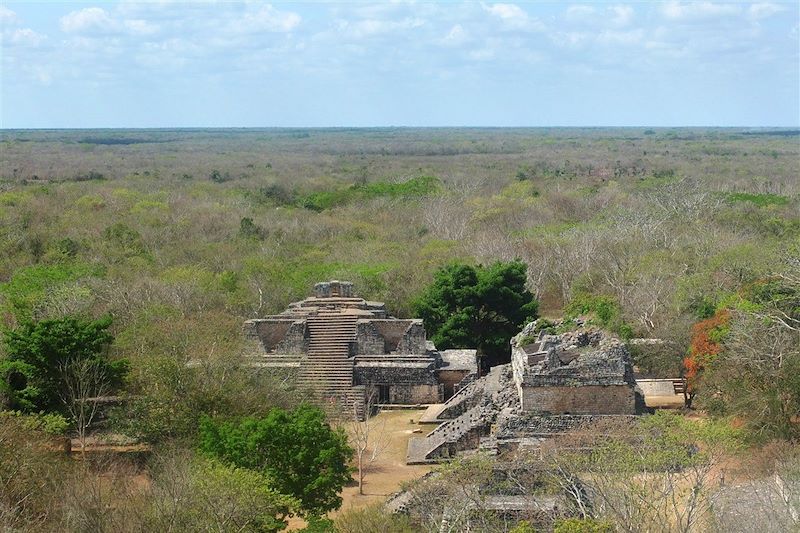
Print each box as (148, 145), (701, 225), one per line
(244, 319), (308, 354)
(274, 320), (308, 354)
(256, 320), (293, 351)
(511, 345), (526, 404)
(354, 361), (441, 403)
(521, 385), (636, 415)
(390, 384), (441, 404)
(314, 280), (353, 298)
(393, 321), (426, 354)
(636, 379), (677, 396)
(354, 362), (438, 386)
(496, 411), (637, 439)
(437, 369), (472, 399)
(355, 321), (384, 355)
(355, 319), (426, 355)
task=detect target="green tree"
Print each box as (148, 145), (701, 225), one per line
(413, 260), (538, 365)
(198, 404), (353, 516)
(0, 316), (127, 413)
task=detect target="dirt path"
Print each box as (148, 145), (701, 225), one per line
(335, 409), (432, 512)
(287, 409), (432, 529)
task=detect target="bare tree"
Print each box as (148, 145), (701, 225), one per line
(541, 417), (727, 533)
(422, 194), (471, 241)
(59, 359), (109, 455)
(711, 443), (800, 532)
(348, 387), (391, 495)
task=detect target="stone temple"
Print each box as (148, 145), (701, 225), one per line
(406, 319), (648, 464)
(243, 280), (478, 417)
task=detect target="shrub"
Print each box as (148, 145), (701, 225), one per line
(565, 292), (632, 339)
(683, 309), (730, 402)
(726, 192), (789, 207)
(297, 175), (441, 211)
(239, 217), (265, 239)
(0, 262), (99, 321)
(334, 505), (412, 533)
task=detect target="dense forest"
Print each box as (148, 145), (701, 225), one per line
(0, 128), (798, 531)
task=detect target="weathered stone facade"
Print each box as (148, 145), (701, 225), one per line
(243, 281), (478, 413)
(406, 319), (648, 464)
(510, 321), (647, 415)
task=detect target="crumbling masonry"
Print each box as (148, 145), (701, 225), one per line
(243, 281), (478, 417)
(406, 319), (648, 464)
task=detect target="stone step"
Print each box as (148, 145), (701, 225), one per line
(300, 371), (353, 376)
(300, 373), (351, 377)
(298, 382), (353, 386)
(308, 345), (351, 349)
(301, 366), (351, 369)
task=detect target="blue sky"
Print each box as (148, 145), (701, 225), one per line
(1, 1), (798, 127)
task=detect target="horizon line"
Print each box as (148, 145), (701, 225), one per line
(2, 125), (799, 131)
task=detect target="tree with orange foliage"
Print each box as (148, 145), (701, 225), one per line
(682, 310), (730, 408)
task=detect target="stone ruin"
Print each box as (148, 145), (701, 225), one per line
(406, 319), (648, 464)
(242, 280), (478, 418)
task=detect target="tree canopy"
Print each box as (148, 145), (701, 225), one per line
(414, 260), (538, 365)
(198, 404), (353, 516)
(0, 316), (127, 413)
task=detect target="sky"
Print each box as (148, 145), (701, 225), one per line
(1, 1), (798, 128)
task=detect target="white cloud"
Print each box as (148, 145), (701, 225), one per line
(483, 3), (543, 31)
(0, 5), (18, 26)
(31, 65), (53, 85)
(123, 19), (159, 36)
(551, 31), (590, 48)
(661, 2), (741, 21)
(228, 4), (301, 34)
(335, 17), (425, 39)
(484, 3), (527, 21)
(8, 28), (47, 47)
(60, 7), (116, 33)
(596, 29), (644, 46)
(1, 7), (48, 49)
(468, 47), (495, 61)
(564, 4), (633, 29)
(609, 5), (634, 28)
(749, 3), (785, 20)
(565, 5), (596, 22)
(442, 24), (468, 46)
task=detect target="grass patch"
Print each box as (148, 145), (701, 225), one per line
(297, 175), (441, 211)
(726, 192), (790, 207)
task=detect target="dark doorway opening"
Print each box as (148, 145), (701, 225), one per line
(378, 384), (390, 403)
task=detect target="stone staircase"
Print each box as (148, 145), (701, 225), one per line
(671, 377), (687, 395)
(407, 403), (495, 463)
(407, 365), (514, 464)
(297, 312), (364, 419)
